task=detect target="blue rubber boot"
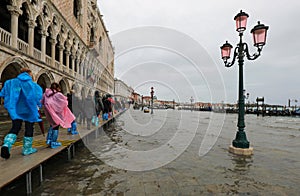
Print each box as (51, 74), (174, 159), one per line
(95, 117), (99, 127)
(51, 130), (61, 149)
(46, 127), (53, 145)
(1, 133), (17, 159)
(22, 137), (37, 156)
(71, 121), (78, 135)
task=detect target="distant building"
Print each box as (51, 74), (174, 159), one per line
(114, 78), (133, 103)
(0, 0), (114, 98)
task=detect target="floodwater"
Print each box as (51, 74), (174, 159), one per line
(2, 109), (300, 195)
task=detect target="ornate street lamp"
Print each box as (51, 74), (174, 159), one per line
(150, 87), (154, 114)
(220, 10), (269, 154)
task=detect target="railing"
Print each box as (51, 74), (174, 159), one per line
(55, 61), (60, 69)
(17, 39), (29, 54)
(61, 65), (67, 73)
(0, 28), (11, 45)
(33, 48), (41, 61)
(45, 55), (52, 66)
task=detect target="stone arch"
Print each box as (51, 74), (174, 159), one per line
(58, 77), (69, 95)
(41, 2), (50, 19)
(36, 70), (54, 92)
(0, 56), (29, 85)
(11, 0), (18, 7)
(19, 1), (33, 20)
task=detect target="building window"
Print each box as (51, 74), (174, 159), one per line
(0, 0), (11, 32)
(73, 0), (82, 21)
(90, 28), (95, 43)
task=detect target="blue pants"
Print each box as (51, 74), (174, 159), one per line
(9, 119), (34, 137)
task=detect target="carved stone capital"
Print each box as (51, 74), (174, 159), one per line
(39, 29), (48, 37)
(49, 38), (57, 45)
(7, 5), (22, 16)
(27, 19), (36, 29)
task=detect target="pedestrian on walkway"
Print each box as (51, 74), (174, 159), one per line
(83, 90), (95, 130)
(41, 82), (75, 148)
(102, 95), (109, 120)
(93, 90), (104, 126)
(0, 68), (43, 159)
(66, 89), (79, 135)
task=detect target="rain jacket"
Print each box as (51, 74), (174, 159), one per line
(41, 88), (75, 128)
(0, 72), (42, 122)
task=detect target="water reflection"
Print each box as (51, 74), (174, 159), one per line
(230, 154), (253, 173)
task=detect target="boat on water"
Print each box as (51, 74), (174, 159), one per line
(292, 108), (300, 115)
(144, 107), (150, 113)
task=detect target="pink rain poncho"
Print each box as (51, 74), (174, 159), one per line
(41, 88), (75, 128)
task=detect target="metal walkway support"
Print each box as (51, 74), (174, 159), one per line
(26, 171), (32, 195)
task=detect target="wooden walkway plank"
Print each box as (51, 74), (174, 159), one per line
(0, 110), (125, 190)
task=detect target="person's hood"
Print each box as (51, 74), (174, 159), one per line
(17, 72), (32, 81)
(44, 88), (57, 97)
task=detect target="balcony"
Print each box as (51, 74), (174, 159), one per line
(0, 28), (11, 45)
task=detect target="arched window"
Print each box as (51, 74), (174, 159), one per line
(63, 41), (67, 66)
(55, 36), (60, 61)
(73, 0), (79, 19)
(0, 0), (11, 32)
(90, 28), (95, 43)
(18, 3), (29, 42)
(34, 16), (42, 50)
(46, 27), (52, 56)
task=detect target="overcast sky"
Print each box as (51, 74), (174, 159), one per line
(97, 0), (300, 105)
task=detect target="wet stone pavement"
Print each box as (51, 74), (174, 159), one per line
(3, 109), (300, 195)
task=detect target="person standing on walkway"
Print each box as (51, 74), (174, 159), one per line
(94, 90), (104, 126)
(41, 82), (75, 148)
(83, 90), (95, 130)
(66, 89), (79, 135)
(0, 68), (43, 159)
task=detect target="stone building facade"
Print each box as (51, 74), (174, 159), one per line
(114, 78), (133, 103)
(0, 0), (114, 99)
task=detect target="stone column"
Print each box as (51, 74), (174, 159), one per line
(58, 45), (64, 66)
(7, 5), (22, 48)
(70, 55), (75, 76)
(49, 38), (56, 67)
(65, 50), (70, 71)
(40, 30), (47, 62)
(27, 19), (35, 56)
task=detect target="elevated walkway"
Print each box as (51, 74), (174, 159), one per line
(0, 110), (126, 194)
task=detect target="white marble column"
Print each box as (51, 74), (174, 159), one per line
(7, 5), (22, 48)
(27, 19), (35, 56)
(58, 45), (64, 66)
(49, 38), (56, 67)
(40, 30), (47, 62)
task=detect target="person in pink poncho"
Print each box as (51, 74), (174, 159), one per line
(41, 82), (75, 148)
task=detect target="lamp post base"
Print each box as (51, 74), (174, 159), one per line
(229, 145), (253, 156)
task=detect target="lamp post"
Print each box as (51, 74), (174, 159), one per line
(173, 99), (175, 110)
(150, 87), (154, 114)
(190, 96), (194, 111)
(220, 10), (269, 154)
(141, 95), (144, 110)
